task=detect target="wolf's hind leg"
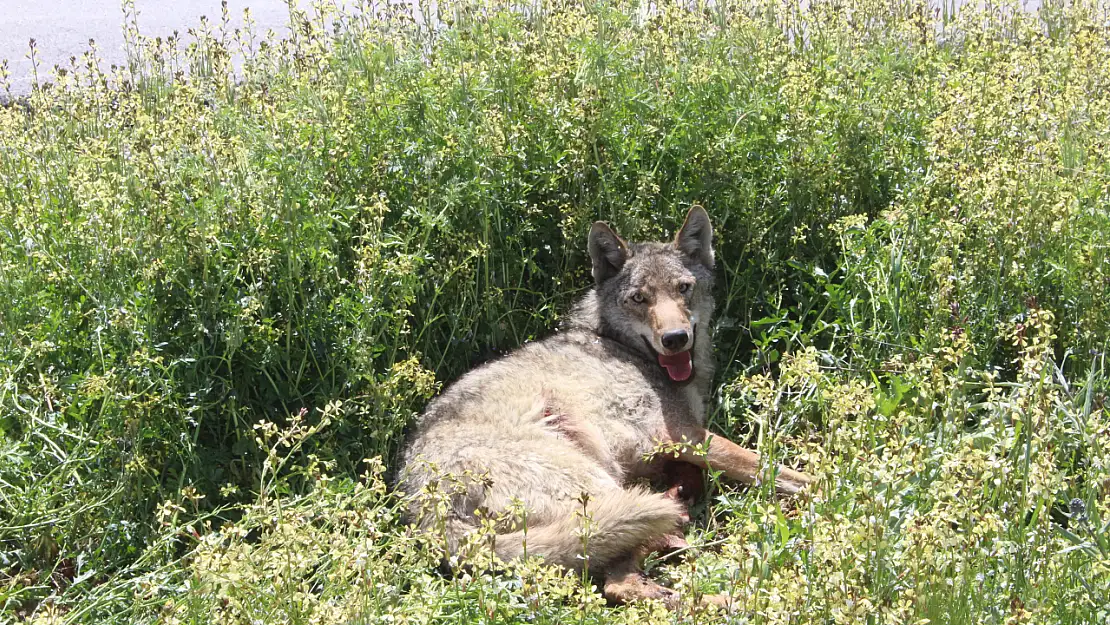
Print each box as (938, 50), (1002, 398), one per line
(602, 558), (679, 608)
(491, 486), (684, 573)
(639, 461), (702, 560)
(602, 557), (732, 611)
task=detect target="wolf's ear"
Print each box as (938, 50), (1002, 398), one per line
(675, 206), (714, 268)
(589, 222), (629, 284)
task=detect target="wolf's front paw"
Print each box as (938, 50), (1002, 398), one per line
(700, 593), (738, 614)
(774, 469), (815, 496)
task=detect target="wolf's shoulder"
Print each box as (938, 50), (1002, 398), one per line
(431, 328), (654, 401)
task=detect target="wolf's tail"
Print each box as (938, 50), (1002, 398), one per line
(476, 486), (684, 573)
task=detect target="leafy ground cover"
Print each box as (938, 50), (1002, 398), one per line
(1, 0), (1108, 623)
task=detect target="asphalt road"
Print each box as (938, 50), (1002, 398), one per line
(0, 0), (326, 95)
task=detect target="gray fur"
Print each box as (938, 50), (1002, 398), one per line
(396, 207), (807, 587)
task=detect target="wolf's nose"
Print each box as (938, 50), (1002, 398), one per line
(661, 329), (690, 351)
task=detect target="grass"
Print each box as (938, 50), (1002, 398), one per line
(0, 0), (1108, 623)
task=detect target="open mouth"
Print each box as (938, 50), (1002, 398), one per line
(657, 350), (693, 382)
(642, 330), (696, 383)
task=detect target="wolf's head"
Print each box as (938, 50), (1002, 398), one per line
(582, 206), (716, 383)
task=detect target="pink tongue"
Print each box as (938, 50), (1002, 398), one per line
(657, 351), (693, 382)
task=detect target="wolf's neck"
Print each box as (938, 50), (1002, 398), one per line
(564, 291), (635, 353)
(563, 290), (602, 333)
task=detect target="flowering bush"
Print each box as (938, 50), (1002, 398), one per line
(1, 0), (1106, 623)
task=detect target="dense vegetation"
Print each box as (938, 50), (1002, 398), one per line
(1, 0), (1108, 623)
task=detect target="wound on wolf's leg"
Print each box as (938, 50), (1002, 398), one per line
(640, 532), (689, 560)
(639, 460), (702, 559)
(659, 460), (705, 510)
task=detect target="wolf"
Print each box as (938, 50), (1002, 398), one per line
(396, 206), (812, 607)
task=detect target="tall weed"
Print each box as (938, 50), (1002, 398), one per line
(0, 0), (1107, 623)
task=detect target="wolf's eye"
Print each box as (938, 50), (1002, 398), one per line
(631, 292), (646, 304)
(678, 282), (692, 294)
